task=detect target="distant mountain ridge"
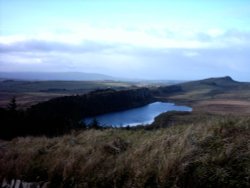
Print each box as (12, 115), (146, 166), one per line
(0, 72), (115, 81)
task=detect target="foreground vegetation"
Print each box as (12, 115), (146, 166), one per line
(1, 115), (249, 188)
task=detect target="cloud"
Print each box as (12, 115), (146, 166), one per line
(1, 24), (249, 49)
(0, 39), (115, 53)
(0, 25), (250, 80)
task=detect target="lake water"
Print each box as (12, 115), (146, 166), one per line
(83, 102), (192, 127)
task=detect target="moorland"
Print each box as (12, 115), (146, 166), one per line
(0, 76), (250, 188)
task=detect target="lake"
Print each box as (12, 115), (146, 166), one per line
(83, 102), (192, 127)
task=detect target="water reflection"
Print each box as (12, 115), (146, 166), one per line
(83, 102), (192, 127)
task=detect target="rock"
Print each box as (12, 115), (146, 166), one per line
(41, 182), (49, 188)
(21, 182), (28, 188)
(14, 180), (21, 188)
(1, 179), (48, 188)
(10, 179), (15, 188)
(1, 178), (9, 188)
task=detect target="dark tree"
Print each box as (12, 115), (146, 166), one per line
(8, 97), (17, 111)
(90, 118), (100, 129)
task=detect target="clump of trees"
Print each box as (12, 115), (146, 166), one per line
(0, 97), (25, 139)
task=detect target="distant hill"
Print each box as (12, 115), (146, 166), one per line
(159, 76), (243, 92)
(175, 76), (243, 92)
(156, 76), (250, 101)
(0, 72), (115, 81)
(181, 76), (239, 88)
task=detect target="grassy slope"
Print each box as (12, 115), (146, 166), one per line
(157, 76), (250, 102)
(1, 115), (249, 188)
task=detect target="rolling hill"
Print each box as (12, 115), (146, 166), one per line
(155, 76), (250, 114)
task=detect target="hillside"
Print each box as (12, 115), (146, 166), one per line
(157, 76), (246, 97)
(1, 114), (249, 188)
(155, 76), (250, 115)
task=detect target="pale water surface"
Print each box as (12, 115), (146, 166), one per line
(83, 102), (192, 127)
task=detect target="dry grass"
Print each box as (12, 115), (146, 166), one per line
(193, 99), (250, 115)
(0, 116), (250, 188)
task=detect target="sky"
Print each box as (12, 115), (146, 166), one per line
(0, 0), (250, 81)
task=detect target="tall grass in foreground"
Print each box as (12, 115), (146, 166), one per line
(0, 116), (249, 188)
